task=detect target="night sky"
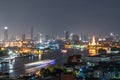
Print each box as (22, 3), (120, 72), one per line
(0, 0), (120, 37)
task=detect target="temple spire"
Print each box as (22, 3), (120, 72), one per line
(91, 36), (96, 45)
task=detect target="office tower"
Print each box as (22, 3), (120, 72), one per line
(35, 33), (43, 43)
(10, 34), (15, 41)
(35, 33), (40, 41)
(72, 34), (79, 41)
(64, 31), (69, 41)
(22, 34), (26, 41)
(39, 34), (43, 43)
(45, 35), (50, 41)
(4, 27), (8, 41)
(31, 27), (33, 40)
(83, 34), (89, 42)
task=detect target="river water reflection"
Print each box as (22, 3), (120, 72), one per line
(0, 55), (42, 78)
(0, 50), (88, 78)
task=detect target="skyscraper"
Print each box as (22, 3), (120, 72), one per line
(4, 27), (8, 41)
(22, 34), (26, 41)
(72, 34), (79, 42)
(31, 26), (33, 40)
(64, 31), (69, 41)
(45, 35), (50, 41)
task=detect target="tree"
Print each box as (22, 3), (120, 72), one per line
(98, 48), (107, 55)
(0, 50), (8, 56)
(111, 47), (120, 51)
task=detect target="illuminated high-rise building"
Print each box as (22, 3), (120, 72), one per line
(35, 33), (43, 43)
(64, 31), (69, 41)
(35, 33), (40, 41)
(72, 34), (79, 42)
(4, 27), (8, 41)
(39, 34), (43, 43)
(31, 26), (33, 40)
(80, 33), (89, 42)
(45, 35), (50, 41)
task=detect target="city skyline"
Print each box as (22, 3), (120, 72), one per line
(0, 0), (120, 37)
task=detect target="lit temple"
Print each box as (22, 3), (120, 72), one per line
(91, 36), (96, 45)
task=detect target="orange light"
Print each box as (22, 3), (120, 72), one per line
(89, 49), (97, 56)
(65, 44), (71, 49)
(91, 36), (96, 45)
